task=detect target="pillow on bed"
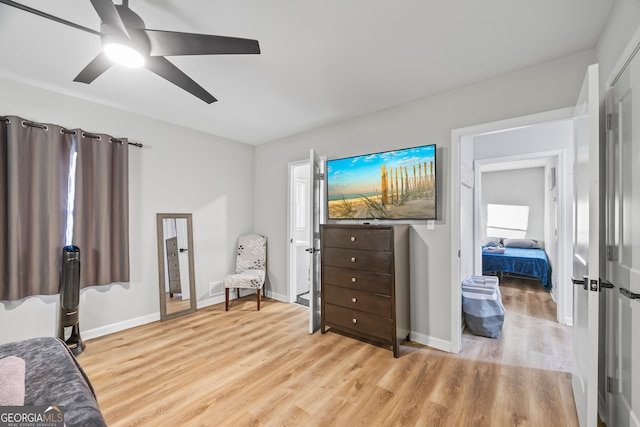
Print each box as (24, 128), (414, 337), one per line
(481, 236), (503, 247)
(503, 238), (540, 249)
(0, 355), (26, 406)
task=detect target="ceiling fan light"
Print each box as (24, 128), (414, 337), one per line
(104, 43), (145, 68)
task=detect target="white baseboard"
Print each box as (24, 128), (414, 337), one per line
(83, 313), (159, 340)
(409, 331), (451, 353)
(197, 294), (226, 308)
(198, 289), (289, 309)
(265, 290), (288, 303)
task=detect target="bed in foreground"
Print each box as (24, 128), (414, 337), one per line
(0, 337), (106, 426)
(482, 241), (552, 290)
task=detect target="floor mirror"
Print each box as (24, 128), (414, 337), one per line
(156, 213), (196, 320)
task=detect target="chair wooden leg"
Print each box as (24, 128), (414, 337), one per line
(257, 287), (261, 311)
(225, 288), (229, 311)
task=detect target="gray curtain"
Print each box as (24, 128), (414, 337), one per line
(0, 116), (72, 300)
(0, 115), (130, 301)
(72, 131), (130, 287)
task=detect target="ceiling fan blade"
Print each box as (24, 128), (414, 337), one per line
(145, 29), (260, 56)
(145, 56), (217, 104)
(90, 0), (129, 38)
(73, 52), (113, 84)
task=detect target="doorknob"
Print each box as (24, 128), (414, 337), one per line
(599, 278), (615, 291)
(571, 276), (588, 291)
(620, 287), (640, 300)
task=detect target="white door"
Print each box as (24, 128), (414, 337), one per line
(176, 218), (190, 300)
(571, 63), (601, 427)
(308, 149), (324, 333)
(605, 50), (640, 427)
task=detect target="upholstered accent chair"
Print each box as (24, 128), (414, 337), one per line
(224, 234), (267, 311)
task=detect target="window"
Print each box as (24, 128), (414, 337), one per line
(486, 204), (529, 239)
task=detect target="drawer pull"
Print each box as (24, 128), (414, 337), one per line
(350, 236), (356, 242)
(352, 318), (357, 324)
(351, 297), (357, 303)
(351, 277), (357, 283)
(351, 257), (356, 262)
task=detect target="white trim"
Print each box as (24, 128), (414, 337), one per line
(410, 331), (451, 353)
(450, 128), (462, 353)
(450, 107), (574, 354)
(83, 312), (159, 340)
(197, 294), (227, 308)
(473, 162), (483, 274)
(265, 290), (289, 303)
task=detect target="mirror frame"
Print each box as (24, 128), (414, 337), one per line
(156, 213), (197, 321)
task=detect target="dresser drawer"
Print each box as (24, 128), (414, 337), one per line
(324, 285), (391, 317)
(166, 238), (178, 251)
(168, 270), (181, 281)
(324, 304), (392, 342)
(322, 266), (391, 295)
(167, 258), (180, 271)
(322, 248), (391, 273)
(322, 227), (391, 251)
(169, 279), (181, 293)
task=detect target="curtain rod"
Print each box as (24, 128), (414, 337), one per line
(1, 116), (143, 148)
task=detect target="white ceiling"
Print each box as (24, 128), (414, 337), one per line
(0, 0), (614, 145)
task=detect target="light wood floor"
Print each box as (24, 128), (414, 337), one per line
(165, 292), (191, 314)
(78, 278), (579, 426)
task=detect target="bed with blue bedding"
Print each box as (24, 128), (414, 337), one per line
(482, 246), (552, 290)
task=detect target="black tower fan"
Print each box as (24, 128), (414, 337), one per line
(58, 245), (85, 355)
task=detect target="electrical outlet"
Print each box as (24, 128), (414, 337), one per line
(209, 281), (223, 296)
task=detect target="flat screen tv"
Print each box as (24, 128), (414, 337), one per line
(326, 144), (436, 220)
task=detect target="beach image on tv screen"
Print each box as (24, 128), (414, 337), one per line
(327, 144), (436, 220)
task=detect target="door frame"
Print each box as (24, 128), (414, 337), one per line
(473, 151), (567, 317)
(450, 107), (574, 353)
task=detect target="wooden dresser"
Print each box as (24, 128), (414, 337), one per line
(165, 236), (182, 296)
(320, 224), (410, 357)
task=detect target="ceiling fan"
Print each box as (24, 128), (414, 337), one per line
(0, 0), (261, 103)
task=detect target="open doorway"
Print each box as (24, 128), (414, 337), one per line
(287, 150), (326, 334)
(475, 154), (561, 296)
(451, 108), (575, 353)
(287, 161), (311, 307)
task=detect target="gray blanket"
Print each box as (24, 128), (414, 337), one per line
(0, 337), (106, 427)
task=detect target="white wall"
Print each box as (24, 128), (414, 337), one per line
(254, 49), (596, 349)
(481, 167), (545, 240)
(0, 77), (255, 345)
(597, 0), (640, 87)
(472, 120), (574, 256)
